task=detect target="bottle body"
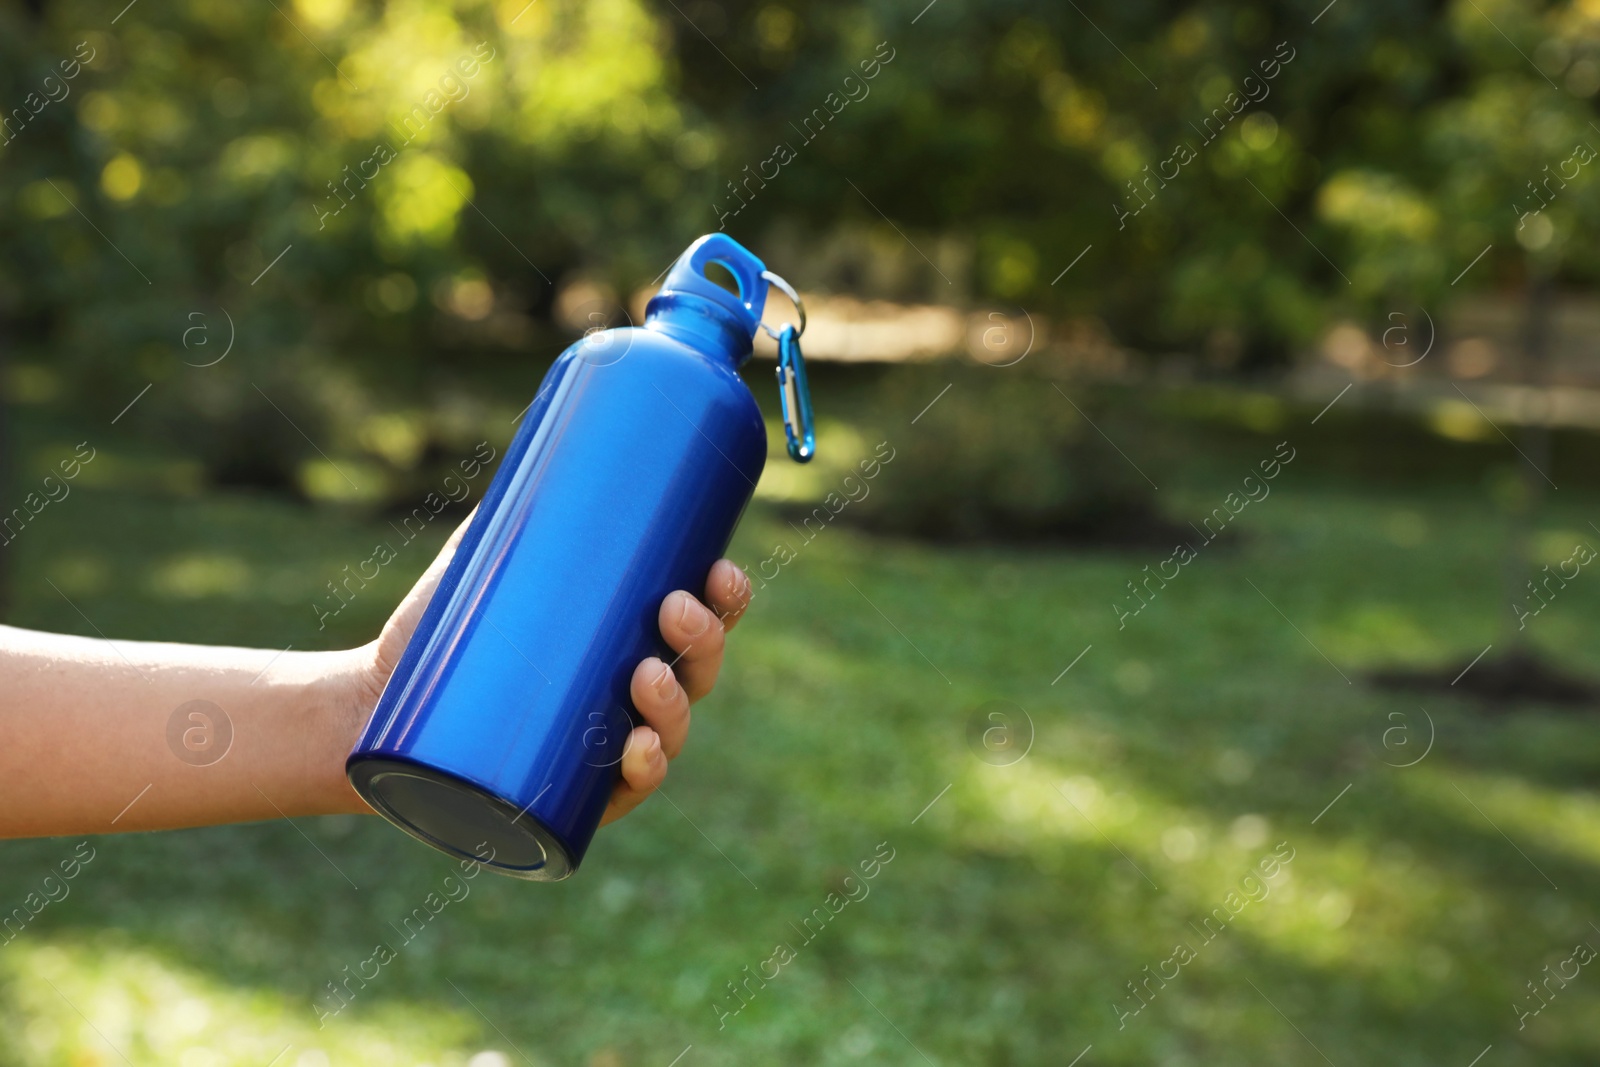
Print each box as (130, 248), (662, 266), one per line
(347, 325), (766, 879)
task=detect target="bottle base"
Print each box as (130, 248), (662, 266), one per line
(348, 757), (575, 881)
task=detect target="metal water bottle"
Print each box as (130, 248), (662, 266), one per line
(347, 234), (814, 880)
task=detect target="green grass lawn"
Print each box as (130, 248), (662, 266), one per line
(2, 391), (1599, 1067)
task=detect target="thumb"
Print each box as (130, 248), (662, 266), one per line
(374, 508), (476, 678)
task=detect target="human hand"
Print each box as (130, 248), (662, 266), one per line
(351, 512), (753, 826)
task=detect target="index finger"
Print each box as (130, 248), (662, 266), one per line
(704, 559), (753, 632)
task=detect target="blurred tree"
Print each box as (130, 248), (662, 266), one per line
(0, 0), (1598, 466)
(0, 0), (716, 493)
(1405, 0), (1599, 691)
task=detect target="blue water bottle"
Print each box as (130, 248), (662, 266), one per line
(347, 234), (814, 880)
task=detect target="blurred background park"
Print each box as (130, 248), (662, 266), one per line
(3, 0), (1600, 1063)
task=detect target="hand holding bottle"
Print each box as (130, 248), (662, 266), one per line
(346, 235), (808, 879)
(354, 511), (754, 828)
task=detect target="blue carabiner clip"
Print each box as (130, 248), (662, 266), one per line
(775, 324), (814, 463)
(760, 269), (815, 464)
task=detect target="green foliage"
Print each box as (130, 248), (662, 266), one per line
(3, 0), (1599, 406)
(0, 0), (703, 478)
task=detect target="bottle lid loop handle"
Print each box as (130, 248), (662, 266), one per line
(656, 235), (769, 336)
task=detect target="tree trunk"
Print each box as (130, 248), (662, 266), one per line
(1500, 268), (1553, 652)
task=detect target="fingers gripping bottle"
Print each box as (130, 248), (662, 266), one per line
(347, 235), (814, 880)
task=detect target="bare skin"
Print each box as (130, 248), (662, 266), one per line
(0, 514), (752, 839)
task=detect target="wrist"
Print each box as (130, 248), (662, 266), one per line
(297, 644), (382, 817)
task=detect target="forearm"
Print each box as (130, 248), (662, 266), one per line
(0, 625), (375, 838)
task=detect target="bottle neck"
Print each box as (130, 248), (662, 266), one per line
(644, 292), (755, 368)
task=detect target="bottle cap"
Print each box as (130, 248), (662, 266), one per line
(652, 234), (772, 341)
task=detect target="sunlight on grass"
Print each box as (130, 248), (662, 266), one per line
(1428, 400), (1496, 443)
(958, 752), (1497, 1004)
(1536, 530), (1595, 565)
(5, 941), (486, 1067)
(753, 419), (871, 503)
(46, 445), (204, 497)
(297, 459), (390, 505)
(147, 555), (254, 601)
(1407, 764), (1600, 872)
(1325, 602), (1441, 664)
(47, 555), (112, 597)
